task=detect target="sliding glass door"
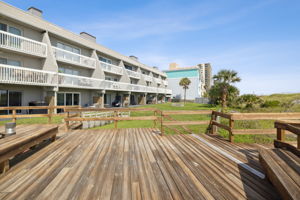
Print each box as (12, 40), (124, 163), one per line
(0, 90), (22, 114)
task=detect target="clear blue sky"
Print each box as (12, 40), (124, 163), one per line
(3, 0), (300, 94)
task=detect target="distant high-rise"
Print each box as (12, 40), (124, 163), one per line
(164, 63), (212, 100)
(198, 63), (212, 90)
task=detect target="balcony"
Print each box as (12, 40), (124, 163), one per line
(162, 80), (168, 86)
(52, 47), (96, 69)
(99, 61), (123, 75)
(154, 77), (162, 84)
(126, 69), (141, 79)
(101, 80), (131, 91)
(0, 64), (56, 86)
(0, 30), (47, 57)
(58, 73), (103, 89)
(142, 74), (153, 82)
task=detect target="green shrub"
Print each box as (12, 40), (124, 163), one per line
(261, 100), (280, 108)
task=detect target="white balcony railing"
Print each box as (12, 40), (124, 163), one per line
(99, 61), (123, 75)
(52, 47), (96, 69)
(126, 69), (141, 79)
(58, 73), (103, 89)
(154, 77), (162, 84)
(101, 80), (131, 91)
(0, 64), (56, 86)
(0, 30), (47, 57)
(142, 74), (153, 82)
(162, 80), (168, 86)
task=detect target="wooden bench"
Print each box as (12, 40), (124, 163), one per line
(0, 124), (58, 173)
(259, 148), (300, 200)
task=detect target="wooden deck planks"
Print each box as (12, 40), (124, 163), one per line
(0, 128), (280, 200)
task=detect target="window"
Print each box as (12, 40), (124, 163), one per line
(105, 76), (119, 82)
(0, 23), (7, 31)
(0, 57), (21, 66)
(57, 42), (80, 54)
(58, 67), (79, 75)
(124, 64), (133, 70)
(99, 56), (112, 64)
(57, 92), (80, 107)
(0, 23), (21, 35)
(8, 26), (21, 36)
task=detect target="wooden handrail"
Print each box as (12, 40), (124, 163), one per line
(274, 121), (300, 154)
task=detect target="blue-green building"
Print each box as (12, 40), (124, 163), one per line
(164, 63), (211, 100)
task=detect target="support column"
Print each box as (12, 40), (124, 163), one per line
(142, 93), (147, 105)
(123, 92), (131, 107)
(154, 94), (158, 104)
(93, 90), (105, 108)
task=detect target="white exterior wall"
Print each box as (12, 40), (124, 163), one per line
(0, 1), (171, 107)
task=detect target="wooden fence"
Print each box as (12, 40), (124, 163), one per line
(64, 107), (158, 131)
(159, 110), (212, 135)
(210, 111), (300, 142)
(0, 105), (80, 123)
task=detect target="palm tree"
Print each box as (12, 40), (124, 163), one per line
(213, 70), (241, 110)
(179, 77), (191, 105)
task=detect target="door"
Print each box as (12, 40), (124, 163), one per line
(0, 90), (8, 115)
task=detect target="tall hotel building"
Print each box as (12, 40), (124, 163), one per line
(0, 2), (171, 109)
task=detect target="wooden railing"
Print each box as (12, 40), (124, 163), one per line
(64, 107), (158, 131)
(210, 111), (300, 142)
(159, 110), (212, 136)
(0, 105), (80, 123)
(274, 120), (300, 155)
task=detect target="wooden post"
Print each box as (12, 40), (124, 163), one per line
(277, 128), (285, 142)
(210, 112), (216, 134)
(12, 109), (16, 123)
(0, 160), (9, 174)
(47, 107), (52, 124)
(65, 111), (70, 131)
(160, 111), (164, 136)
(229, 119), (234, 143)
(154, 111), (157, 128)
(114, 110), (118, 129)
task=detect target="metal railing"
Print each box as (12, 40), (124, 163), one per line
(0, 64), (56, 86)
(99, 61), (123, 75)
(126, 69), (141, 79)
(0, 30), (47, 57)
(52, 47), (96, 69)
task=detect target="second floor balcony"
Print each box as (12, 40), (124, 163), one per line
(0, 64), (172, 94)
(52, 47), (96, 69)
(0, 30), (47, 57)
(142, 74), (153, 82)
(126, 69), (141, 79)
(99, 61), (123, 75)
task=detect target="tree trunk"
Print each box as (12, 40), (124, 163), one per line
(184, 88), (186, 105)
(221, 87), (227, 111)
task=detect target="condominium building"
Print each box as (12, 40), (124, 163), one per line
(0, 2), (171, 110)
(165, 63), (212, 101)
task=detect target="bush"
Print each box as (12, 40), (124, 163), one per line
(171, 98), (180, 102)
(261, 100), (280, 108)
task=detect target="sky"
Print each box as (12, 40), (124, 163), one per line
(3, 0), (300, 94)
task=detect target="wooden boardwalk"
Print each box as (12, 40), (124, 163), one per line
(0, 128), (280, 200)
